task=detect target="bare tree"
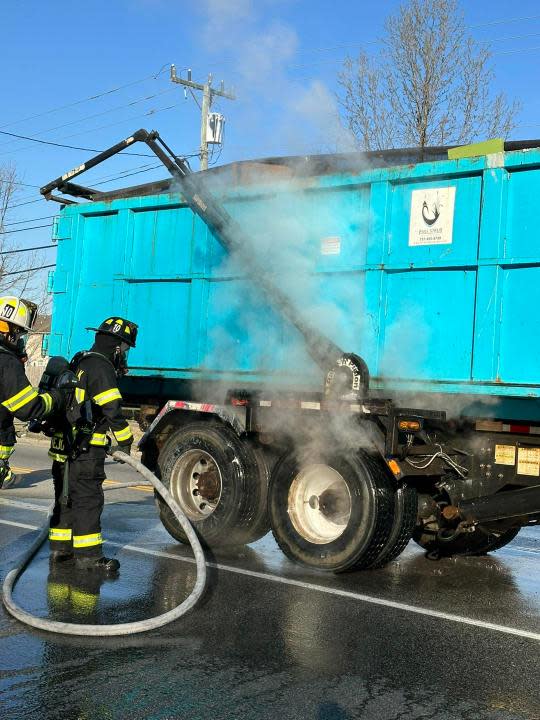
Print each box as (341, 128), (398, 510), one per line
(0, 163), (47, 302)
(337, 0), (520, 152)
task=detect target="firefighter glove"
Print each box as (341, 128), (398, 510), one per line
(110, 442), (132, 462)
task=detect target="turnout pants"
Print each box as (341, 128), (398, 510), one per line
(49, 446), (107, 557)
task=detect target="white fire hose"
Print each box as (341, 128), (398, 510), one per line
(1, 451), (207, 636)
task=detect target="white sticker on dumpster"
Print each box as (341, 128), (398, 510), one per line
(408, 186), (456, 246)
(517, 447), (540, 476)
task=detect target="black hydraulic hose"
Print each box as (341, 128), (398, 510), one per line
(436, 527), (463, 543)
(1, 451), (207, 636)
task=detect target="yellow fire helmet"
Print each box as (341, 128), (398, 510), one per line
(0, 296), (38, 334)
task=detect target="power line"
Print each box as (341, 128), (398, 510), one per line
(188, 88), (202, 111)
(61, 161), (169, 188)
(0, 87), (176, 151)
(287, 32), (540, 71)
(0, 11), (533, 148)
(0, 64), (170, 131)
(0, 178), (41, 188)
(56, 101), (181, 143)
(0, 101), (181, 158)
(495, 45), (540, 55)
(3, 215), (56, 227)
(0, 129), (154, 157)
(0, 11), (531, 134)
(93, 163), (164, 186)
(1, 223), (53, 235)
(486, 31), (540, 43)
(470, 14), (540, 29)
(92, 154), (200, 186)
(9, 198), (45, 209)
(214, 14), (540, 69)
(7, 156), (196, 208)
(45, 155), (196, 191)
(0, 129), (155, 157)
(2, 264), (55, 277)
(6, 166), (166, 207)
(0, 244), (56, 255)
(89, 161), (160, 183)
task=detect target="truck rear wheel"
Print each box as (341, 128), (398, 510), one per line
(156, 422), (269, 547)
(269, 450), (395, 572)
(413, 522), (521, 557)
(367, 485), (417, 568)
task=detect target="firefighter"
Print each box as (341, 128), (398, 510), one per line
(0, 296), (62, 489)
(49, 316), (138, 573)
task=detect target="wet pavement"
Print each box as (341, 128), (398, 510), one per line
(1, 442), (539, 720)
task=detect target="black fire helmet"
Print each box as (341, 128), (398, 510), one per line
(87, 317), (138, 348)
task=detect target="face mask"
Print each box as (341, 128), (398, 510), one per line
(114, 344), (130, 376)
(0, 329), (27, 356)
(15, 334), (28, 362)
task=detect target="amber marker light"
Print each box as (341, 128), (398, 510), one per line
(398, 419), (421, 432)
(387, 459), (402, 476)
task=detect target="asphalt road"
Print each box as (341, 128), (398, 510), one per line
(1, 441), (539, 720)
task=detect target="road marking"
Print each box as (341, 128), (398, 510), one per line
(1, 515), (539, 642)
(11, 466), (34, 474)
(0, 498), (50, 513)
(104, 479), (153, 493)
(0, 518), (42, 531)
(507, 545), (540, 555)
(2, 498), (538, 554)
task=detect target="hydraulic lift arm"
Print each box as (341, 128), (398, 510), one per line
(41, 129), (370, 397)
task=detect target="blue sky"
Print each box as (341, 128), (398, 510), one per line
(1, 0), (540, 293)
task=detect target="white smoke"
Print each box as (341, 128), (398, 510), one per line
(196, 0), (355, 157)
(379, 304), (431, 381)
(194, 3), (481, 427)
(201, 178), (370, 381)
(193, 0), (365, 393)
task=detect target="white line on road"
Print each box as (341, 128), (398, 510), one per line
(3, 498), (538, 554)
(506, 545), (540, 555)
(0, 518), (43, 531)
(1, 513), (539, 642)
(0, 498), (50, 513)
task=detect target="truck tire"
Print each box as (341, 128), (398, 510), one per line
(156, 422), (269, 547)
(367, 485), (417, 568)
(269, 449), (395, 572)
(413, 522), (521, 557)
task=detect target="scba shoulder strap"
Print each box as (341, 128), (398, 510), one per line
(70, 350), (116, 373)
(68, 351), (116, 430)
(69, 350), (86, 371)
(65, 352), (98, 427)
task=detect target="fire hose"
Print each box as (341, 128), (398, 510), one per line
(1, 451), (207, 636)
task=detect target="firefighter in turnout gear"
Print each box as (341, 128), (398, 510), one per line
(0, 296), (61, 488)
(49, 316), (138, 572)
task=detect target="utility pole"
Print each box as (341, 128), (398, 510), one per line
(170, 65), (235, 171)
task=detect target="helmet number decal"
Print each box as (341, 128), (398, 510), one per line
(1, 305), (15, 319)
(113, 323), (122, 333)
